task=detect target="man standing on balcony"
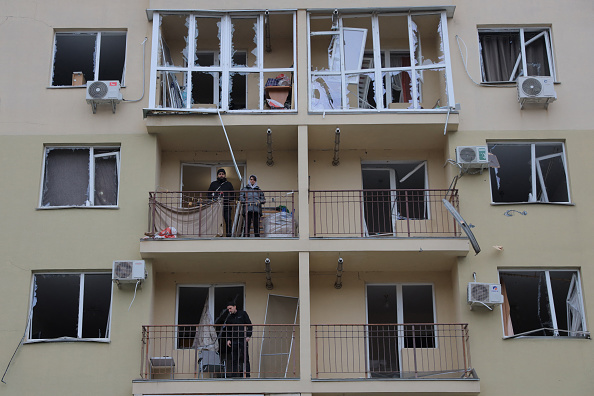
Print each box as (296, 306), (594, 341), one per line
(208, 169), (235, 237)
(222, 301), (252, 377)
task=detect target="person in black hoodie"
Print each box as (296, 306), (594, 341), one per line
(222, 301), (252, 377)
(208, 169), (235, 237)
(240, 175), (266, 237)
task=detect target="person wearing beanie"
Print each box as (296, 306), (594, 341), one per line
(240, 175), (266, 237)
(208, 168), (235, 237)
(221, 300), (252, 377)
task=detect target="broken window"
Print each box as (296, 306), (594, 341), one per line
(500, 270), (587, 338)
(152, 11), (295, 111)
(367, 284), (436, 377)
(309, 10), (453, 111)
(479, 27), (555, 82)
(177, 284), (245, 348)
(40, 146), (120, 207)
(362, 162), (428, 236)
(488, 142), (570, 204)
(29, 273), (112, 341)
(52, 32), (126, 86)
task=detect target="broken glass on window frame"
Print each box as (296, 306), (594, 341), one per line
(28, 273), (113, 341)
(40, 146), (121, 208)
(150, 11), (296, 112)
(308, 10), (454, 112)
(478, 27), (556, 83)
(499, 270), (588, 338)
(488, 142), (570, 204)
(51, 31), (127, 87)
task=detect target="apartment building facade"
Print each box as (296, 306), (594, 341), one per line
(0, 1), (593, 395)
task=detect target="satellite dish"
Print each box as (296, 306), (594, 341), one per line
(442, 199), (481, 255)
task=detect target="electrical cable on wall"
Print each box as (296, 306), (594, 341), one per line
(123, 37), (148, 102)
(128, 280), (142, 311)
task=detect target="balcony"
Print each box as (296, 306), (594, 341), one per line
(311, 189), (462, 238)
(146, 190), (297, 238)
(140, 324), (298, 379)
(313, 323), (476, 380)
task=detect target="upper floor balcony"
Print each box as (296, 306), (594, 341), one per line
(144, 7), (458, 131)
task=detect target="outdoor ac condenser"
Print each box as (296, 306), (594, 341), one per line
(456, 146), (489, 168)
(517, 76), (556, 109)
(86, 80), (122, 114)
(467, 282), (503, 306)
(112, 260), (146, 283)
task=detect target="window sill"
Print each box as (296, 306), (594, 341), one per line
(25, 338), (110, 344)
(36, 206), (120, 210)
(490, 202), (575, 206)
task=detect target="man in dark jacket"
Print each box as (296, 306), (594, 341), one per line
(208, 169), (235, 237)
(222, 301), (252, 377)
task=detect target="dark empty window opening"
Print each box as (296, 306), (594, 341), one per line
(177, 284), (245, 349)
(52, 32), (126, 86)
(500, 270), (587, 338)
(29, 273), (112, 341)
(489, 142), (570, 204)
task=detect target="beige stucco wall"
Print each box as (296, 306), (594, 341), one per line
(2, 1), (594, 395)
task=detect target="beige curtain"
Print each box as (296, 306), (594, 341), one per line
(193, 297), (219, 352)
(153, 199), (223, 237)
(501, 280), (514, 336)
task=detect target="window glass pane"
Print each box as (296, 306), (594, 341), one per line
(178, 286), (209, 348)
(53, 33), (96, 86)
(524, 30), (551, 77)
(488, 144), (532, 203)
(402, 285), (435, 348)
(500, 271), (554, 336)
(479, 31), (521, 82)
(94, 154), (118, 206)
(191, 70), (220, 107)
(42, 148), (90, 207)
(215, 286), (244, 315)
(311, 75), (342, 110)
(81, 274), (112, 338)
(31, 274), (80, 339)
(549, 271), (579, 336)
(98, 33), (126, 82)
(157, 71), (187, 108)
(366, 285), (399, 377)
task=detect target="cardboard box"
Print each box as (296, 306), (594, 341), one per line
(72, 72), (86, 86)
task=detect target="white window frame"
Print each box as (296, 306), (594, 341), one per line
(488, 142), (571, 204)
(149, 11), (297, 112)
(39, 146), (121, 208)
(26, 272), (113, 343)
(50, 31), (127, 87)
(308, 10), (455, 112)
(478, 27), (556, 83)
(175, 283), (245, 349)
(365, 283), (437, 377)
(499, 269), (587, 339)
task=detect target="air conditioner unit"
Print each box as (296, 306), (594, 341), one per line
(467, 282), (503, 306)
(112, 260), (146, 283)
(517, 76), (556, 109)
(86, 80), (122, 114)
(456, 146), (489, 168)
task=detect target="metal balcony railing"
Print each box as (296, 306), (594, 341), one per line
(311, 189), (461, 237)
(141, 324), (299, 379)
(147, 191), (297, 238)
(313, 323), (474, 379)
